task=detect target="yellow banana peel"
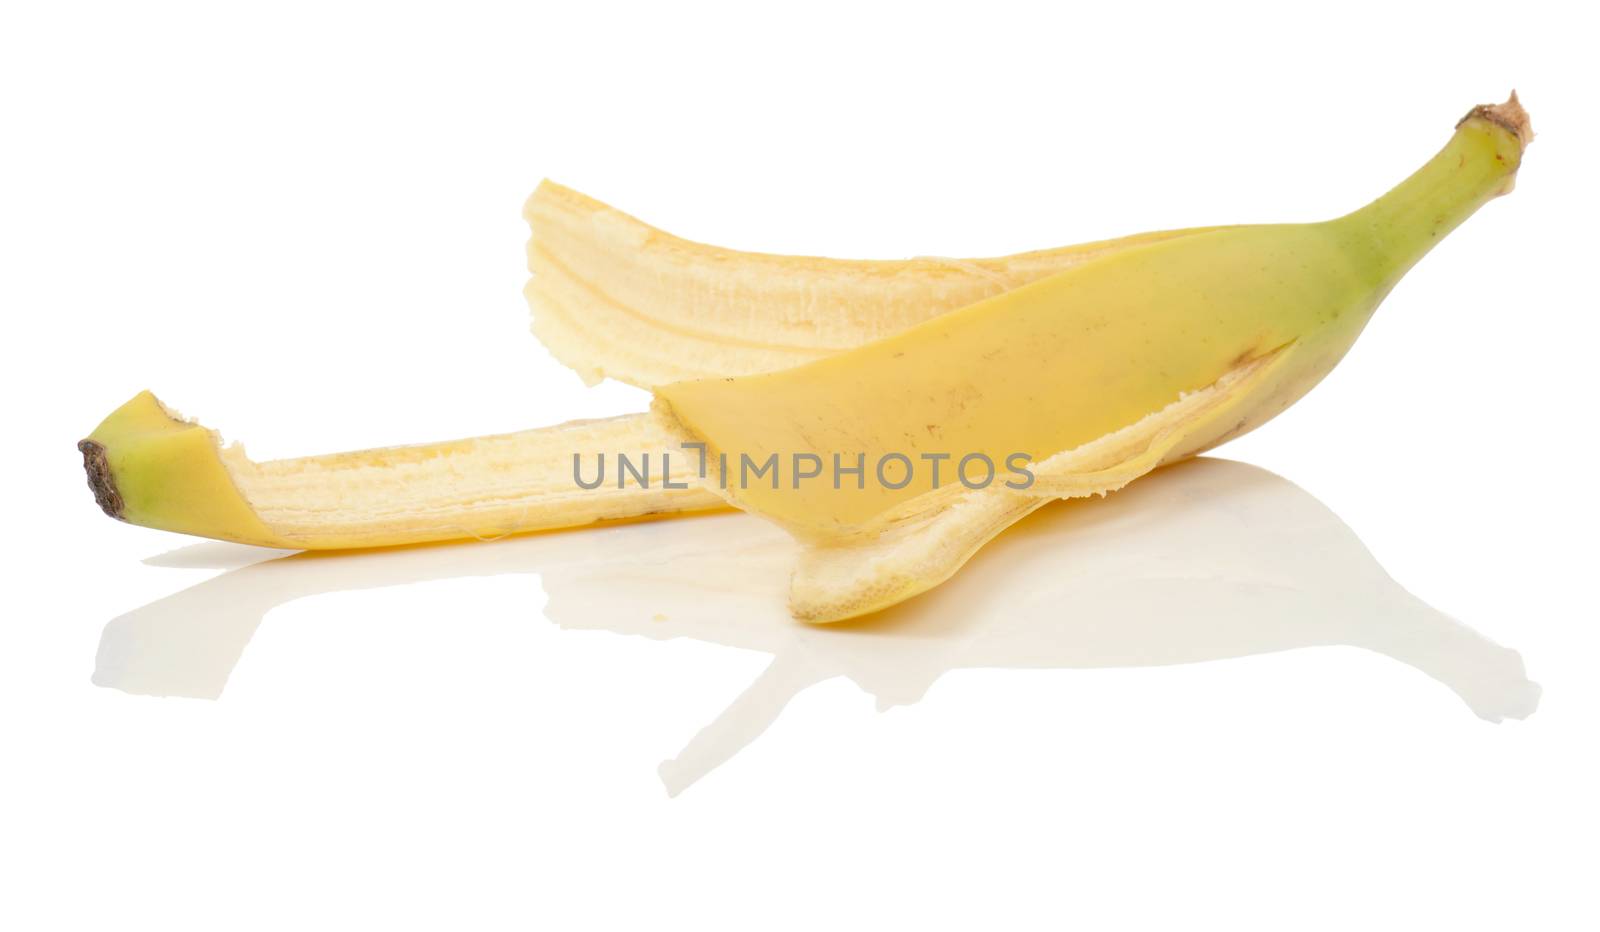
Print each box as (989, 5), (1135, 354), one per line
(79, 394), (722, 550)
(525, 180), (1229, 387)
(80, 94), (1532, 622)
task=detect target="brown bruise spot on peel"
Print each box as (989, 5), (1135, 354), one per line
(1457, 91), (1534, 147)
(78, 439), (125, 521)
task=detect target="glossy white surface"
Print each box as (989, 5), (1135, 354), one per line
(95, 460), (1541, 796)
(3, 2), (1595, 929)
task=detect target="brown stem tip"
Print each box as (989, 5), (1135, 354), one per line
(1458, 90), (1534, 147)
(78, 439), (126, 520)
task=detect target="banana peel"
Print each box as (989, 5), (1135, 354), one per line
(526, 180), (1230, 388)
(80, 95), (1532, 622)
(783, 346), (1295, 620)
(81, 187), (1237, 549)
(79, 395), (722, 549)
(655, 96), (1529, 618)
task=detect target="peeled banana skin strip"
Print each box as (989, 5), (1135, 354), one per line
(525, 180), (1226, 388)
(786, 345), (1296, 621)
(651, 97), (1530, 620)
(79, 392), (723, 551)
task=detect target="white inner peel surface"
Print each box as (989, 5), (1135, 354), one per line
(217, 414), (722, 546)
(524, 181), (1216, 388)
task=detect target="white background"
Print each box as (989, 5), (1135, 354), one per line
(3, 1), (1596, 929)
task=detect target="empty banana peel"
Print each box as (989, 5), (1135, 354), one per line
(78, 396), (722, 550)
(526, 180), (1230, 387)
(80, 94), (1532, 622)
(80, 170), (1248, 552)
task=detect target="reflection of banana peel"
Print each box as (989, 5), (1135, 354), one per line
(80, 96), (1533, 621)
(95, 459), (1540, 796)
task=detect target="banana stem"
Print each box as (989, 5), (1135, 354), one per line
(1337, 93), (1530, 288)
